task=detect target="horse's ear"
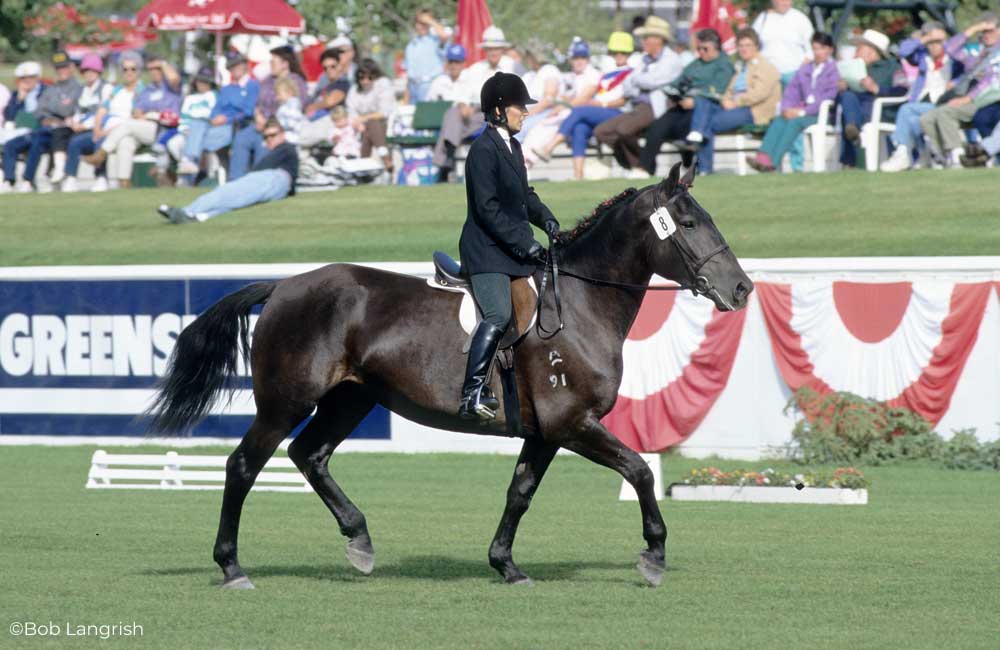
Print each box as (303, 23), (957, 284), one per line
(680, 154), (698, 187)
(661, 155), (697, 196)
(661, 161), (683, 195)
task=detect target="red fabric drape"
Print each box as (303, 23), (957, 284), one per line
(455, 0), (494, 66)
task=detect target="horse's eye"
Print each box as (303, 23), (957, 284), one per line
(680, 221), (696, 230)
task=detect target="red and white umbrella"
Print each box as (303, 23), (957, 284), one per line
(134, 0), (305, 35)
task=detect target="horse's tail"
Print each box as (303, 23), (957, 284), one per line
(145, 281), (277, 435)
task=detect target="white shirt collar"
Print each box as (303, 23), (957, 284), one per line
(494, 125), (513, 152)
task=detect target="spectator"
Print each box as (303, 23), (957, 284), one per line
(679, 27), (781, 174)
(61, 52), (143, 193)
(51, 54), (111, 188)
(427, 44), (467, 101)
(673, 28), (696, 67)
(432, 25), (515, 181)
(299, 47), (350, 148)
(594, 16), (683, 175)
(16, 52), (82, 192)
(158, 117), (297, 224)
(346, 58), (397, 175)
(516, 45), (563, 140)
(405, 8), (450, 103)
(0, 61), (45, 193)
(274, 77), (305, 143)
(229, 44), (308, 180)
(920, 14), (1000, 168)
(520, 39), (600, 164)
(837, 29), (901, 168)
(881, 22), (964, 172)
(83, 55), (181, 189)
(170, 66), (218, 179)
(329, 105), (361, 158)
(747, 32), (839, 172)
(640, 28), (735, 175)
(752, 0), (814, 79)
(329, 35), (358, 81)
(532, 31), (635, 180)
(960, 113), (1000, 167)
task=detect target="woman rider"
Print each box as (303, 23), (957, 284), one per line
(458, 72), (561, 421)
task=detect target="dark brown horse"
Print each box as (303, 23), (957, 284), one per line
(147, 162), (752, 589)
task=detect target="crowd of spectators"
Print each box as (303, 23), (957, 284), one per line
(1, 4), (998, 220)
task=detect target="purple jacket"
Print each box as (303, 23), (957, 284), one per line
(781, 60), (840, 115)
(133, 79), (182, 114)
(899, 38), (964, 103)
(945, 33), (1000, 100)
(256, 73), (308, 119)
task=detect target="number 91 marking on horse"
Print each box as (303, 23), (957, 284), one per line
(144, 160), (753, 590)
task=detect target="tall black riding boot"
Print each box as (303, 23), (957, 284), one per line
(458, 321), (504, 421)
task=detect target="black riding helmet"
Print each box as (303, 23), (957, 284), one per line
(480, 72), (536, 127)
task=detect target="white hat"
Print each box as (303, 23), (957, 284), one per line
(329, 35), (353, 50)
(14, 61), (42, 77)
(479, 25), (511, 49)
(851, 29), (890, 58)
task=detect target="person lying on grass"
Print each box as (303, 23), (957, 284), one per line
(157, 117), (297, 225)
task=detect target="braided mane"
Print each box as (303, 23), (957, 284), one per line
(558, 188), (639, 243)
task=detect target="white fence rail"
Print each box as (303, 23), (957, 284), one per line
(85, 450), (311, 493)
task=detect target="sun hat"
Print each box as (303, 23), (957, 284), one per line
(851, 29), (890, 58)
(479, 25), (511, 49)
(607, 31), (635, 54)
(14, 61), (42, 77)
(633, 16), (672, 42)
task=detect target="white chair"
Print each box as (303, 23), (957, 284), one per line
(802, 100), (839, 172)
(860, 96), (908, 171)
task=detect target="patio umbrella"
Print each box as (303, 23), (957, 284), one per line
(455, 0), (494, 67)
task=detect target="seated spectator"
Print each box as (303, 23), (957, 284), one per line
(516, 46), (563, 140)
(594, 16), (683, 176)
(169, 66), (218, 179)
(882, 22), (964, 172)
(346, 58), (397, 174)
(971, 93), (1000, 151)
(0, 61), (45, 193)
(329, 105), (361, 158)
(275, 77), (305, 143)
(520, 39), (601, 166)
(405, 8), (449, 104)
(433, 25), (515, 181)
(16, 52), (82, 193)
(679, 27), (781, 174)
(83, 55), (181, 189)
(427, 44), (467, 101)
(747, 32), (839, 172)
(62, 52), (143, 192)
(532, 31), (635, 180)
(51, 54), (111, 188)
(329, 35), (358, 81)
(640, 28), (735, 176)
(230, 45), (308, 180)
(837, 29), (901, 168)
(158, 117), (297, 224)
(920, 13), (1000, 167)
(299, 47), (350, 148)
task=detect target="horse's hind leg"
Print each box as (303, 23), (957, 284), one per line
(562, 416), (667, 587)
(287, 383), (378, 575)
(214, 409), (308, 589)
(488, 436), (559, 584)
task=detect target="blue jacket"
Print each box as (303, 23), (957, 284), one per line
(209, 78), (260, 126)
(3, 83), (46, 122)
(898, 38), (964, 103)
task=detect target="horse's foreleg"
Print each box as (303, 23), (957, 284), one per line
(287, 383), (378, 575)
(563, 417), (667, 587)
(488, 436), (559, 584)
(214, 412), (304, 589)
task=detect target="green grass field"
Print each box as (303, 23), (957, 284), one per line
(2, 169), (999, 267)
(1, 447), (998, 649)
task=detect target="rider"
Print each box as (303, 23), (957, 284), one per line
(458, 72), (561, 422)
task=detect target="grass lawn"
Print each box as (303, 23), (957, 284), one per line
(1, 447), (998, 649)
(2, 169), (999, 267)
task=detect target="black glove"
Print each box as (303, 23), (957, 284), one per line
(543, 219), (561, 239)
(527, 240), (548, 265)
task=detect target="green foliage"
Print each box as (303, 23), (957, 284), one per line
(781, 387), (998, 470)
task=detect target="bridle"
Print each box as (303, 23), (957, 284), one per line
(534, 182), (732, 338)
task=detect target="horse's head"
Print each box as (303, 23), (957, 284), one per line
(638, 160), (752, 311)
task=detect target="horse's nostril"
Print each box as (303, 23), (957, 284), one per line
(734, 282), (749, 301)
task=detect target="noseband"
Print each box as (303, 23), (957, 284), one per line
(534, 183), (731, 338)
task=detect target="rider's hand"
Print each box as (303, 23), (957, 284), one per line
(527, 240), (547, 265)
(542, 219), (560, 239)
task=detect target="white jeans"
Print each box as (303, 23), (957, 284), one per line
(101, 118), (159, 180)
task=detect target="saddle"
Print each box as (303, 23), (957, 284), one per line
(429, 251), (538, 437)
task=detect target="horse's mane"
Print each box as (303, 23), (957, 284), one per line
(558, 188), (639, 244)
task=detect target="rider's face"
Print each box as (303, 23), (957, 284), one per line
(503, 104), (528, 133)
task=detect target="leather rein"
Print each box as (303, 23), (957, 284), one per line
(534, 183), (730, 339)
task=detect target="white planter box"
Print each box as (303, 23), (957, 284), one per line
(671, 485), (868, 505)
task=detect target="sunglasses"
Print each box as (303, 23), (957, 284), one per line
(122, 66), (138, 72)
(263, 131), (282, 140)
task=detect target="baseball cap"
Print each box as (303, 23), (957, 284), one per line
(569, 40), (590, 59)
(445, 43), (467, 62)
(80, 54), (104, 73)
(51, 51), (73, 68)
(225, 50), (247, 68)
(14, 61), (42, 77)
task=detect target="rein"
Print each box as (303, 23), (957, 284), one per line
(534, 182), (730, 338)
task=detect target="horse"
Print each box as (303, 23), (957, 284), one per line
(146, 161), (753, 589)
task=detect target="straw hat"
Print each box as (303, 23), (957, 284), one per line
(479, 25), (511, 49)
(633, 16), (672, 42)
(851, 29), (890, 58)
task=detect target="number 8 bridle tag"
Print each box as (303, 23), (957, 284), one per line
(649, 206), (677, 240)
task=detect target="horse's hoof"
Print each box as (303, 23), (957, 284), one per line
(346, 537), (375, 575)
(508, 576), (534, 586)
(636, 551), (664, 587)
(222, 575), (255, 590)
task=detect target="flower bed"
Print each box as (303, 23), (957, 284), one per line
(671, 467), (868, 505)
